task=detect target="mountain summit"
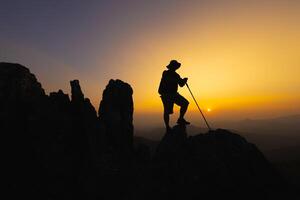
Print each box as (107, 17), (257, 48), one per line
(153, 125), (290, 199)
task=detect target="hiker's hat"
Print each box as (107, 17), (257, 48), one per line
(166, 60), (181, 70)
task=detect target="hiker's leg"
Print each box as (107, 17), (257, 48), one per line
(179, 102), (188, 119)
(161, 95), (174, 129)
(174, 93), (189, 119)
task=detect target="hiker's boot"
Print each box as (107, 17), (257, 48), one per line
(177, 118), (190, 125)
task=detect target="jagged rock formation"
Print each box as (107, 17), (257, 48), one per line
(1, 62), (293, 200)
(1, 63), (134, 200)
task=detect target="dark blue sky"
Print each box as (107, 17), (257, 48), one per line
(0, 0), (196, 91)
(0, 0), (187, 68)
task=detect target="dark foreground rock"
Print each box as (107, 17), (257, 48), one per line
(152, 125), (293, 199)
(1, 63), (134, 200)
(1, 62), (294, 200)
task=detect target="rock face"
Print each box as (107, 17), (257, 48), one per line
(1, 62), (293, 200)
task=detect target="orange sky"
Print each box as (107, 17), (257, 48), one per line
(113, 1), (300, 126)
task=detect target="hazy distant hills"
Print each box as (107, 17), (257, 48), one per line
(216, 114), (300, 135)
(136, 114), (300, 156)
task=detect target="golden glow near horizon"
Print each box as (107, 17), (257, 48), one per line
(111, 1), (300, 122)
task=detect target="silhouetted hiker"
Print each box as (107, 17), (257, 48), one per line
(158, 60), (190, 131)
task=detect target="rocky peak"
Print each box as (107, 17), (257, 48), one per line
(49, 90), (70, 111)
(69, 79), (97, 120)
(0, 62), (45, 105)
(70, 79), (84, 103)
(98, 79), (134, 152)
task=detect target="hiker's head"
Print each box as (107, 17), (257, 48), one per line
(166, 60), (181, 71)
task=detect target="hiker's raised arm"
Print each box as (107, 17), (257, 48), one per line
(178, 77), (188, 87)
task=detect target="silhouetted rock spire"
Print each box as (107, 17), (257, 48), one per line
(98, 79), (134, 152)
(70, 79), (84, 103)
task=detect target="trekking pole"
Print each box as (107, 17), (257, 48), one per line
(186, 83), (212, 131)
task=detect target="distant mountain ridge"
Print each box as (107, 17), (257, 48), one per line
(215, 114), (300, 133)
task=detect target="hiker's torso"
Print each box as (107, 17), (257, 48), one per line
(158, 70), (180, 95)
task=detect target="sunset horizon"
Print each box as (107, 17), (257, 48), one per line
(2, 1), (299, 128)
